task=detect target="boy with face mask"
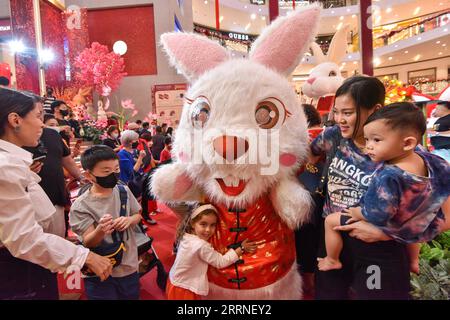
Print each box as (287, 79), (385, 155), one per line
(69, 145), (142, 300)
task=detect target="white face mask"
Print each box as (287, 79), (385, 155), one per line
(48, 126), (60, 133)
(111, 133), (119, 139)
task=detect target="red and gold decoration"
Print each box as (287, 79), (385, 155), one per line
(10, 0), (40, 93)
(383, 78), (409, 105)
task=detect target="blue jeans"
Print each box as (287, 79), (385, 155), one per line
(84, 272), (140, 300)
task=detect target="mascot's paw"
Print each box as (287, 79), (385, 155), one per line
(270, 178), (313, 229)
(150, 163), (202, 202)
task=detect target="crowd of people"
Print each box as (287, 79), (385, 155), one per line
(0, 75), (449, 300)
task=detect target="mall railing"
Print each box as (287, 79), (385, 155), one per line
(373, 9), (450, 48)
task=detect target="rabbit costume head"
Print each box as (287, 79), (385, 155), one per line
(302, 24), (350, 98)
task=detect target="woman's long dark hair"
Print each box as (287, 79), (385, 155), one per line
(0, 88), (42, 137)
(334, 76), (385, 139)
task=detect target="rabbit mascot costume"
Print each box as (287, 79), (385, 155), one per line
(302, 24), (350, 116)
(151, 5), (321, 299)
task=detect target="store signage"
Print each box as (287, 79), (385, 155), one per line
(279, 0), (310, 9)
(250, 0), (266, 5)
(0, 19), (11, 36)
(228, 32), (250, 41)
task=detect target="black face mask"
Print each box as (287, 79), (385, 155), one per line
(94, 172), (119, 189)
(131, 142), (139, 149)
(60, 109), (69, 117)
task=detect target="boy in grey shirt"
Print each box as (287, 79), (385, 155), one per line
(70, 145), (142, 300)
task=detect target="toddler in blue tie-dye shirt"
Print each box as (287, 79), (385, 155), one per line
(319, 103), (450, 273)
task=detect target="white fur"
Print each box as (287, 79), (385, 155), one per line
(270, 177), (313, 229)
(302, 24), (350, 99)
(207, 264), (302, 300)
(154, 5), (321, 300)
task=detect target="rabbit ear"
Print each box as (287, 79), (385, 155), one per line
(160, 32), (230, 82)
(310, 42), (326, 64)
(249, 4), (321, 76)
(327, 24), (350, 64)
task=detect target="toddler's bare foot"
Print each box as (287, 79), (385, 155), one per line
(317, 256), (342, 271)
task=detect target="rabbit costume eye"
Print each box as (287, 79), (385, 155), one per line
(191, 97), (211, 128)
(329, 70), (337, 77)
(255, 98), (286, 129)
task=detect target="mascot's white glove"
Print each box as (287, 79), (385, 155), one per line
(270, 177), (313, 230)
(150, 163), (202, 203)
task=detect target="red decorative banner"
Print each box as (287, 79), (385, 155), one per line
(10, 0), (40, 93)
(40, 0), (66, 88)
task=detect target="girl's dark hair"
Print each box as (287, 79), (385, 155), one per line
(166, 127), (173, 135)
(0, 88), (42, 137)
(335, 76), (386, 138)
(302, 104), (322, 128)
(107, 125), (118, 135)
(175, 205), (218, 242)
(365, 102), (426, 139)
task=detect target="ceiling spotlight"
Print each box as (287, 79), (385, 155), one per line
(340, 16), (344, 21)
(373, 57), (381, 67)
(438, 52), (443, 55)
(39, 48), (54, 63)
(251, 14), (256, 20)
(404, 50), (409, 54)
(261, 16), (266, 21)
(353, 61), (357, 65)
(413, 7), (421, 15)
(204, 0), (208, 4)
(437, 40), (441, 44)
(8, 39), (25, 54)
(443, 44), (447, 47)
(113, 40), (127, 56)
(386, 8), (392, 13)
(417, 37), (422, 41)
(388, 56), (393, 60)
(413, 54), (421, 61)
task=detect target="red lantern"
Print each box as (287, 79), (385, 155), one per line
(0, 62), (11, 87)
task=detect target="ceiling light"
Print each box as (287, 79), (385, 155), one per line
(219, 16), (224, 23)
(404, 50), (409, 54)
(388, 56), (393, 60)
(417, 37), (422, 40)
(413, 7), (421, 15)
(340, 16), (344, 21)
(347, 9), (351, 13)
(437, 40), (441, 44)
(331, 11), (335, 14)
(373, 57), (381, 66)
(336, 22), (343, 30)
(244, 5), (247, 9)
(395, 45), (398, 48)
(353, 61), (357, 65)
(342, 62), (346, 65)
(245, 23), (251, 31)
(386, 8), (392, 13)
(204, 0), (208, 4)
(413, 54), (421, 61)
(251, 14), (256, 20)
(259, 8), (262, 12)
(348, 55), (352, 59)
(261, 16), (266, 21)
(438, 52), (443, 55)
(352, 14), (356, 18)
(443, 44), (447, 47)
(445, 28), (449, 32)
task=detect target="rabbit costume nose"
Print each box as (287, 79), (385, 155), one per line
(306, 77), (316, 85)
(213, 136), (249, 161)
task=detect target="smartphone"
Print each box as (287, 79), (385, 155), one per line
(32, 155), (47, 163)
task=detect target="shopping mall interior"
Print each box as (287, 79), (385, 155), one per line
(0, 0), (449, 120)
